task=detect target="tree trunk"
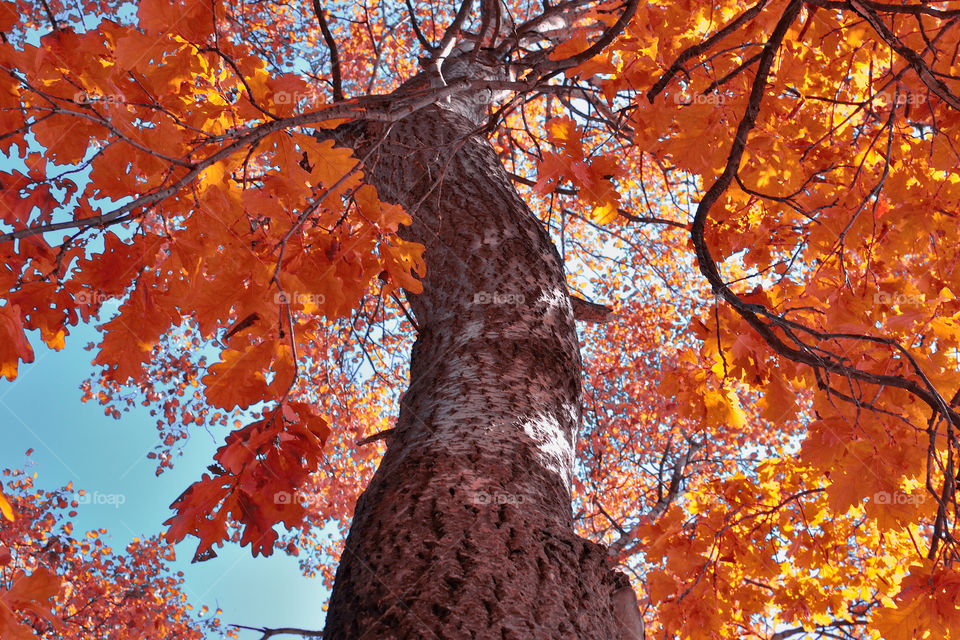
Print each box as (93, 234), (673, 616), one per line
(324, 104), (639, 639)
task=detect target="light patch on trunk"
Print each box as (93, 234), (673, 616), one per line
(521, 411), (576, 493)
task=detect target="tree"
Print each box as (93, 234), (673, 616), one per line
(2, 0), (960, 637)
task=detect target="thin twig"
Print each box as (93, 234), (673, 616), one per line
(230, 623), (323, 639)
(39, 0), (59, 30)
(356, 428), (395, 446)
(312, 0), (345, 101)
(404, 0), (434, 51)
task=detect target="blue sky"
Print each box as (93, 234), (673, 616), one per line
(0, 321), (331, 637)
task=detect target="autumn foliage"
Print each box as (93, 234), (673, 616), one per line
(0, 458), (225, 639)
(3, 0), (960, 637)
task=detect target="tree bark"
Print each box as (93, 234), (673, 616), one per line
(324, 105), (638, 638)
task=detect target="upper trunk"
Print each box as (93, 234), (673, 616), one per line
(323, 104), (640, 639)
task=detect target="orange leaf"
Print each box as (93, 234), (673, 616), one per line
(0, 305), (33, 381)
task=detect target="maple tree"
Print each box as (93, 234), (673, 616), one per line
(2, 0), (960, 636)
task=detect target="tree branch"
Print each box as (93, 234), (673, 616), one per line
(404, 0), (434, 51)
(311, 0), (344, 101)
(231, 624), (323, 639)
(608, 437), (702, 557)
(1, 76), (529, 243)
(39, 0), (59, 31)
(432, 0), (474, 68)
(570, 294), (614, 323)
(688, 0), (960, 431)
(538, 0), (639, 80)
(356, 428), (395, 446)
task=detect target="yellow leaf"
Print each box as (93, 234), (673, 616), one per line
(0, 492), (13, 521)
(590, 202), (617, 224)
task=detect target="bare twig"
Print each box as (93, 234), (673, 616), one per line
(404, 0), (434, 51)
(356, 428), (395, 446)
(312, 0), (345, 101)
(593, 498), (628, 536)
(231, 623), (324, 639)
(570, 294), (614, 323)
(609, 437), (703, 557)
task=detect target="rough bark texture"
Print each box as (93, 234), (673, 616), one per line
(323, 105), (635, 639)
